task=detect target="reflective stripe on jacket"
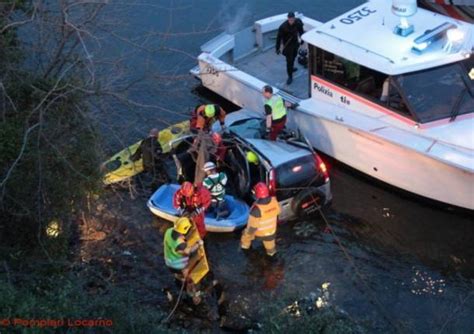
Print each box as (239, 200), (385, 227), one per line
(163, 228), (189, 270)
(247, 197), (281, 237)
(265, 96), (287, 122)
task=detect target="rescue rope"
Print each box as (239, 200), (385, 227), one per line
(164, 275), (187, 323)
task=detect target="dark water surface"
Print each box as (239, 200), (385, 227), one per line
(95, 1), (474, 332)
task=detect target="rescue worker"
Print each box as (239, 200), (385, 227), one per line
(246, 150), (261, 188)
(131, 128), (169, 185)
(262, 85), (287, 140)
(190, 104), (227, 133)
(163, 217), (203, 304)
(210, 132), (227, 165)
(241, 182), (281, 257)
(202, 162), (228, 218)
(173, 181), (211, 238)
(276, 12), (304, 85)
(246, 151), (259, 166)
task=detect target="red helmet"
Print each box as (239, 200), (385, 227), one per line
(211, 132), (222, 144)
(253, 182), (269, 199)
(181, 181), (194, 197)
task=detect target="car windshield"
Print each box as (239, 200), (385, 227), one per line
(276, 155), (318, 188)
(395, 58), (474, 123)
(228, 118), (264, 138)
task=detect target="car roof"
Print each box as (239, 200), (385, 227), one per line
(244, 138), (313, 167)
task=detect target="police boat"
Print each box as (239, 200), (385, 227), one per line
(190, 0), (474, 210)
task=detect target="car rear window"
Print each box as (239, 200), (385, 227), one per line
(276, 154), (318, 188)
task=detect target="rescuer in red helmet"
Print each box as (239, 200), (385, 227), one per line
(173, 181), (211, 238)
(240, 182), (281, 256)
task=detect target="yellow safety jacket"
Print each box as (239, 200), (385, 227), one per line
(248, 197), (281, 238)
(265, 96), (287, 122)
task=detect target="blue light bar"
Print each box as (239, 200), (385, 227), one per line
(412, 22), (457, 54)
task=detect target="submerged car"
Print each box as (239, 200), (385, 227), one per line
(169, 108), (332, 221)
(220, 109), (332, 220)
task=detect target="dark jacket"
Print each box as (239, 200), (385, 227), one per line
(276, 19), (304, 55)
(131, 136), (163, 172)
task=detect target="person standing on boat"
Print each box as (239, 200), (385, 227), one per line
(241, 182), (281, 257)
(262, 85), (287, 140)
(130, 128), (170, 186)
(173, 181), (211, 238)
(163, 217), (203, 304)
(276, 12), (304, 85)
(190, 104), (227, 133)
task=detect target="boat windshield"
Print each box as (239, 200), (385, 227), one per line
(394, 58), (474, 123)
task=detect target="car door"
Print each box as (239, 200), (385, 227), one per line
(169, 134), (197, 183)
(224, 141), (251, 198)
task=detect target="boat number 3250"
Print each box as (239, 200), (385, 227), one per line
(339, 7), (377, 25)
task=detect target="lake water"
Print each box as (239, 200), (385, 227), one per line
(95, 1), (474, 332)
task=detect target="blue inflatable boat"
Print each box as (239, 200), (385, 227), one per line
(147, 184), (249, 232)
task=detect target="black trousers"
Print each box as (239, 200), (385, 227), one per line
(144, 162), (170, 185)
(284, 46), (298, 78)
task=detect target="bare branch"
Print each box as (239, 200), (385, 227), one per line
(0, 122), (40, 189)
(0, 1), (39, 34)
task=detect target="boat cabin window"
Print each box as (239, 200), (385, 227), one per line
(310, 46), (474, 123)
(310, 46), (412, 119)
(394, 58), (474, 123)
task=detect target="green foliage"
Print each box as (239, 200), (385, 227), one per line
(0, 272), (174, 334)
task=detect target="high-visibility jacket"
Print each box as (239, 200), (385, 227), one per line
(265, 96), (287, 122)
(163, 228), (189, 270)
(247, 196), (281, 238)
(190, 104), (226, 131)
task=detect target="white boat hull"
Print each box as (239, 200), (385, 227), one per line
(290, 110), (474, 210)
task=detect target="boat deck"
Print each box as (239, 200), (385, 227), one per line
(236, 47), (309, 99)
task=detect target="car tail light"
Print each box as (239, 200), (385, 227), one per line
(314, 154), (329, 183)
(268, 168), (277, 196)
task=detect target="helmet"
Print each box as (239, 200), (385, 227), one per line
(174, 217), (192, 234)
(180, 181), (194, 197)
(204, 104), (216, 118)
(211, 132), (222, 144)
(246, 151), (259, 165)
(253, 182), (269, 199)
(203, 161), (216, 172)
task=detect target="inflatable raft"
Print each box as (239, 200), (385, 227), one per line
(102, 120), (189, 185)
(148, 184), (249, 232)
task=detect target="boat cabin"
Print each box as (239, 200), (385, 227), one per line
(303, 1), (474, 125)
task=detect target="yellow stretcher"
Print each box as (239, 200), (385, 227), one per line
(102, 121), (189, 185)
(186, 221), (209, 284)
